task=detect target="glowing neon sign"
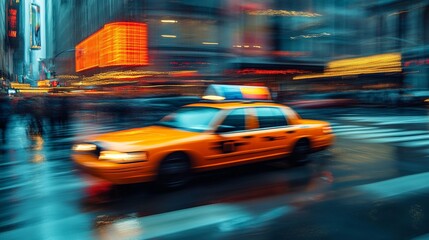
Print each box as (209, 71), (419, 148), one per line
(404, 58), (429, 67)
(8, 8), (17, 38)
(76, 22), (148, 72)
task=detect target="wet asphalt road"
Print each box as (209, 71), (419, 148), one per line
(1, 102), (429, 239)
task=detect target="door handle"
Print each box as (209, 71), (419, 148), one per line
(242, 135), (254, 139)
(286, 130), (295, 134)
(262, 136), (275, 141)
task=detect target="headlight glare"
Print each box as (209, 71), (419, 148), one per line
(323, 126), (333, 134)
(99, 151), (147, 163)
(72, 143), (97, 151)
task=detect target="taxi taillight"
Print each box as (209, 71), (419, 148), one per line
(323, 126), (333, 134)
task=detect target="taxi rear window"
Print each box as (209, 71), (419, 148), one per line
(255, 107), (288, 128)
(219, 108), (246, 132)
(156, 107), (221, 132)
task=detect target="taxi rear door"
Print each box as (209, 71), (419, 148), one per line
(247, 107), (297, 160)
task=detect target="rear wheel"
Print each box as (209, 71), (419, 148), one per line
(157, 152), (191, 190)
(291, 139), (310, 166)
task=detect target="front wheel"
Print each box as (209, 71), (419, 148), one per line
(157, 153), (191, 190)
(290, 139), (310, 166)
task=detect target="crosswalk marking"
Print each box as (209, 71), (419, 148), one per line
(412, 233), (429, 240)
(397, 139), (429, 148)
(346, 130), (428, 139)
(366, 134), (429, 144)
(332, 125), (366, 129)
(329, 120), (429, 151)
(333, 127), (377, 133)
(337, 116), (429, 125)
(335, 128), (399, 136)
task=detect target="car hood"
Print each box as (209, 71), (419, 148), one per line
(88, 125), (201, 152)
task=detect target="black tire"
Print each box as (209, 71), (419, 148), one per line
(157, 152), (191, 190)
(291, 139), (310, 166)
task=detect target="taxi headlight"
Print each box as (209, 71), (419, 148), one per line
(323, 126), (333, 134)
(72, 143), (97, 151)
(99, 151), (147, 163)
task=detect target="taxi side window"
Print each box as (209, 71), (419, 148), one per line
(255, 107), (287, 128)
(219, 108), (246, 132)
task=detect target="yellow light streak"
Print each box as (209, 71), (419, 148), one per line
(293, 53), (402, 80)
(161, 20), (178, 23)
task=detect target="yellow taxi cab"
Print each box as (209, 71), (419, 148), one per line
(72, 84), (334, 188)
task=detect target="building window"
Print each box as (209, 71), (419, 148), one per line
(397, 11), (407, 48)
(376, 16), (384, 51)
(424, 7), (429, 44)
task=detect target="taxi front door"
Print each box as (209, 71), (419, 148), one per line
(204, 108), (255, 167)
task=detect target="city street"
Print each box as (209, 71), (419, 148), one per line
(1, 103), (429, 239)
(4, 0), (429, 239)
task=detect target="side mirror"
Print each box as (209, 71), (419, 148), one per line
(215, 125), (236, 134)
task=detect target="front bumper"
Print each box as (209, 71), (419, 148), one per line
(72, 153), (155, 184)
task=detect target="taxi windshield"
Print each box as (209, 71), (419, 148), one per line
(156, 107), (221, 132)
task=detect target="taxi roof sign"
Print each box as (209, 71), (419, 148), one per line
(202, 84), (272, 101)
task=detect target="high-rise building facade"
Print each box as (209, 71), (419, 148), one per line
(361, 0), (429, 89)
(2, 0), (19, 87)
(1, 0), (8, 86)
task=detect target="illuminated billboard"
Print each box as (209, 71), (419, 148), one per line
(7, 0), (20, 47)
(76, 22), (148, 72)
(8, 8), (17, 38)
(31, 3), (41, 50)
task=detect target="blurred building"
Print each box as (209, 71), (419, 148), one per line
(48, 0), (230, 93)
(361, 0), (429, 90)
(4, 0), (48, 87)
(46, 0), (412, 96)
(300, 0), (429, 93)
(1, 0), (7, 89)
(2, 0), (19, 88)
(8, 0), (429, 98)
(264, 0), (366, 94)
